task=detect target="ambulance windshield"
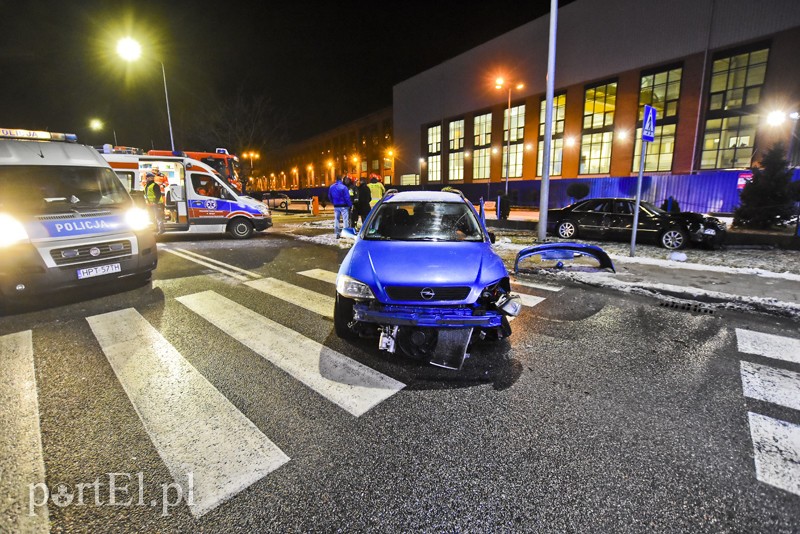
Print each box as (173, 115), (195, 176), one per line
(0, 165), (132, 214)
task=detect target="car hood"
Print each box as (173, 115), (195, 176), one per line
(341, 240), (508, 304)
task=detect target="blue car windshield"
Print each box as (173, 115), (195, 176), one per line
(363, 201), (484, 242)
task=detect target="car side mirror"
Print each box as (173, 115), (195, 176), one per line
(488, 232), (496, 244)
(342, 227), (358, 239)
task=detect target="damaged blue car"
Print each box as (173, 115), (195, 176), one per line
(335, 190), (520, 370)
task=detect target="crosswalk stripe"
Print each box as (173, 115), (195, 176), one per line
(86, 309), (289, 518)
(160, 247), (252, 282)
(0, 331), (50, 533)
(297, 268), (338, 285)
(246, 277), (335, 319)
(747, 412), (800, 497)
(172, 247), (261, 278)
(740, 361), (800, 412)
(517, 293), (546, 307)
(177, 291), (405, 417)
(512, 279), (563, 292)
(736, 328), (800, 365)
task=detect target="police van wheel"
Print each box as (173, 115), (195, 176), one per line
(228, 218), (254, 239)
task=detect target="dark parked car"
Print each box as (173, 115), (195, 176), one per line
(547, 198), (726, 250)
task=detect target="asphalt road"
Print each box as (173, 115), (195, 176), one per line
(1, 223), (798, 533)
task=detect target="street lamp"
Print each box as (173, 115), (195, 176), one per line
(89, 118), (118, 145)
(117, 37), (175, 152)
(242, 151), (260, 173)
(495, 77), (524, 195)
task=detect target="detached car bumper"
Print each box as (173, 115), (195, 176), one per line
(353, 302), (504, 328)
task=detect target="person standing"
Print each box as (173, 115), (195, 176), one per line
(344, 176), (358, 229)
(328, 175), (352, 238)
(367, 175), (386, 207)
(356, 178), (372, 228)
(144, 172), (165, 234)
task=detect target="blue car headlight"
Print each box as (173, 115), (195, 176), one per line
(336, 274), (375, 300)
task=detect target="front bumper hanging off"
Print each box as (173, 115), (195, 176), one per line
(353, 302), (505, 329)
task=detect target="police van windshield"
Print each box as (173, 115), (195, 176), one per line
(364, 201), (484, 242)
(0, 165), (132, 214)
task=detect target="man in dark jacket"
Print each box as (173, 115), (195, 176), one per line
(328, 175), (352, 238)
(356, 178), (372, 228)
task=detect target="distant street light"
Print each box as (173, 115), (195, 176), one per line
(242, 151), (260, 173)
(496, 77), (524, 196)
(116, 37), (175, 152)
(89, 118), (118, 145)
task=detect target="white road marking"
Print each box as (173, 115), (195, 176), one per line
(87, 309), (289, 518)
(297, 268), (338, 285)
(736, 329), (800, 365)
(747, 412), (800, 497)
(246, 277), (335, 319)
(512, 279), (563, 292)
(740, 361), (800, 412)
(172, 247), (261, 278)
(177, 291), (405, 417)
(159, 247), (252, 282)
(516, 293), (546, 307)
(0, 331), (49, 534)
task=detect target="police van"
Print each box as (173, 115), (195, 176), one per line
(0, 128), (158, 304)
(101, 149), (271, 239)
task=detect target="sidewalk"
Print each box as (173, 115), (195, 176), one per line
(274, 212), (800, 319)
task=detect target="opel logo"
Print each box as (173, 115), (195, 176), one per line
(89, 247), (101, 257)
(420, 287), (435, 300)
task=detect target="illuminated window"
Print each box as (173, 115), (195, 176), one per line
(449, 119), (464, 150)
(504, 104), (525, 143)
(428, 155), (441, 182)
(502, 143), (524, 178)
(580, 81), (616, 174)
(633, 124), (676, 172)
(700, 116), (759, 169)
(633, 66), (681, 172)
(427, 125), (441, 154)
(474, 113), (492, 147)
(701, 46), (769, 169)
(473, 148), (491, 180)
(449, 152), (464, 181)
(537, 94), (566, 176)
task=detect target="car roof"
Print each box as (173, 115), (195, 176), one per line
(384, 191), (466, 203)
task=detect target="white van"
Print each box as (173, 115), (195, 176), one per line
(102, 151), (272, 239)
(0, 128), (157, 304)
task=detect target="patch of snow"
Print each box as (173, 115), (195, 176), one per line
(667, 252), (687, 262)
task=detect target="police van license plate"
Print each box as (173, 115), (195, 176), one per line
(77, 263), (122, 280)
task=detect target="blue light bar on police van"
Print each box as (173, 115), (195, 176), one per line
(0, 128), (78, 143)
(215, 148), (230, 155)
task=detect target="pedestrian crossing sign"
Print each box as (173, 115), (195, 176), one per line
(642, 105), (657, 142)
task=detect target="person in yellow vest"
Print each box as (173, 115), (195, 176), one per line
(367, 175), (385, 207)
(144, 172), (165, 234)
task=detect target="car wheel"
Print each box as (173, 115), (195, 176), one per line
(661, 227), (687, 249)
(558, 220), (577, 239)
(279, 201), (288, 210)
(228, 217), (254, 239)
(334, 293), (358, 339)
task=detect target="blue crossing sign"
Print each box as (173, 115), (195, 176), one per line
(642, 105), (657, 142)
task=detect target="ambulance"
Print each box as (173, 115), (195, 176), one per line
(0, 128), (157, 304)
(101, 149), (272, 239)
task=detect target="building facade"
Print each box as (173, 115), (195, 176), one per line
(264, 108), (393, 190)
(392, 0), (800, 192)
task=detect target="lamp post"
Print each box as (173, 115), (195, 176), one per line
(117, 37), (175, 152)
(242, 151), (260, 173)
(495, 77), (524, 195)
(419, 157), (425, 186)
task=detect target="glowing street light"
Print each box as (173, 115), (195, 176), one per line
(116, 37), (175, 152)
(89, 118), (118, 145)
(242, 151), (260, 172)
(495, 77), (525, 195)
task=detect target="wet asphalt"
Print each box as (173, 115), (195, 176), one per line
(0, 223), (798, 533)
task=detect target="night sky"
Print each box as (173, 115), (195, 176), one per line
(1, 0), (560, 151)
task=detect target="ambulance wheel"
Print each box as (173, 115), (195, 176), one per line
(228, 218), (254, 239)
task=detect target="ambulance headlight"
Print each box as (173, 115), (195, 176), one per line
(125, 207), (151, 231)
(256, 203), (269, 215)
(0, 213), (29, 247)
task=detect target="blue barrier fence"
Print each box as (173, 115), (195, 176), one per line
(277, 169), (800, 214)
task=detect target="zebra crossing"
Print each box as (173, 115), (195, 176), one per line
(736, 328), (800, 497)
(1, 264), (551, 526)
